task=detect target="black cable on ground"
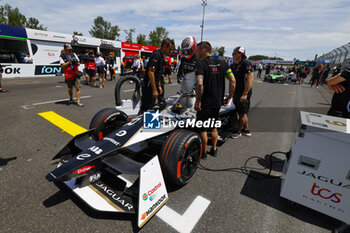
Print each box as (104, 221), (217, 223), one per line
(199, 151), (290, 180)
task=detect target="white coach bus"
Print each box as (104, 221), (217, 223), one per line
(0, 24), (122, 78)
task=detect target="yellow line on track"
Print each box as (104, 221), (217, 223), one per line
(38, 111), (87, 137)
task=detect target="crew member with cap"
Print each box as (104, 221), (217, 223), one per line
(195, 41), (235, 159)
(230, 46), (253, 138)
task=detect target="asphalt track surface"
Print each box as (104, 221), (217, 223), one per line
(0, 73), (344, 233)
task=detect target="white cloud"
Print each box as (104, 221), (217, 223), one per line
(4, 0), (350, 60)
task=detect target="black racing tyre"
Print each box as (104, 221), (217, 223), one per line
(89, 108), (129, 141)
(160, 129), (202, 187)
(115, 75), (141, 106)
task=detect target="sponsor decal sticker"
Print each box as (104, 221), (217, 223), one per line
(142, 183), (161, 201)
(34, 65), (61, 75)
(310, 182), (343, 203)
(140, 194), (166, 220)
(142, 193), (148, 201)
(73, 166), (95, 174)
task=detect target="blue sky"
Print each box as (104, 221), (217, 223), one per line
(5, 0), (350, 60)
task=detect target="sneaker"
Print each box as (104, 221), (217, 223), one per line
(231, 132), (241, 139)
(76, 102), (84, 107)
(67, 99), (74, 105)
(241, 129), (251, 137)
(201, 153), (207, 160)
(99, 85), (103, 88)
(169, 81), (172, 84)
(209, 148), (218, 157)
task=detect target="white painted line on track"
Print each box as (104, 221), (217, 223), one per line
(22, 96), (92, 110)
(123, 89), (135, 92)
(156, 195), (211, 233)
(32, 95), (92, 106)
(118, 174), (210, 233)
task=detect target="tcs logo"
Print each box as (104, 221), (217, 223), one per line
(311, 182), (343, 203)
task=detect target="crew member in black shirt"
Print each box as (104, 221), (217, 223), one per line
(139, 38), (174, 114)
(327, 63), (350, 119)
(230, 46), (253, 138)
(195, 41), (235, 159)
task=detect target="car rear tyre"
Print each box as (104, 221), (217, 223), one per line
(89, 108), (129, 141)
(160, 129), (202, 187)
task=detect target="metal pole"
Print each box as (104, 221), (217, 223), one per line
(200, 0), (207, 42)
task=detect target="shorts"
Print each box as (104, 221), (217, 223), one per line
(233, 94), (251, 114)
(97, 66), (105, 74)
(196, 106), (220, 131)
(164, 68), (171, 76)
(66, 79), (80, 89)
(87, 69), (96, 78)
(140, 86), (155, 111)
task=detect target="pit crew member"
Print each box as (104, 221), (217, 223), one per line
(195, 41), (235, 159)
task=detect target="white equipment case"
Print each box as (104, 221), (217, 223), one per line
(280, 111), (350, 224)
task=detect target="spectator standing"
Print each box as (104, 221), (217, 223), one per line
(95, 52), (106, 88)
(132, 55), (142, 78)
(82, 50), (90, 84)
(86, 50), (97, 86)
(0, 63), (8, 93)
(164, 56), (172, 84)
(59, 43), (83, 107)
(311, 64), (324, 89)
(257, 63), (263, 79)
(106, 54), (115, 80)
(265, 63), (271, 79)
(230, 46), (254, 138)
(298, 65), (307, 85)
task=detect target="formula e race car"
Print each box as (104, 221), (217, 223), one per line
(264, 71), (286, 83)
(46, 75), (237, 228)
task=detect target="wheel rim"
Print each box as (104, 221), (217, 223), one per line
(181, 140), (201, 180)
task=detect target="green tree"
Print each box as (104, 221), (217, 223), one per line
(89, 16), (120, 40)
(136, 33), (147, 45)
(0, 4), (47, 30)
(269, 56), (284, 60)
(26, 17), (47, 30)
(73, 31), (83, 36)
(212, 47), (225, 56)
(148, 27), (169, 47)
(217, 46), (225, 56)
(248, 55), (284, 61)
(124, 28), (135, 43)
(248, 55), (269, 61)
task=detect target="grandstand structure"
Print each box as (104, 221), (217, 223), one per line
(318, 42), (350, 64)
